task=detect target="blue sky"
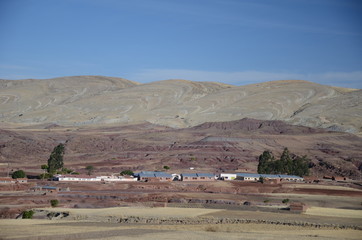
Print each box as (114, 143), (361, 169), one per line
(0, 0), (361, 88)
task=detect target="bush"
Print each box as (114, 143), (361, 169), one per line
(163, 165), (170, 170)
(22, 210), (34, 219)
(85, 165), (94, 176)
(282, 198), (290, 204)
(39, 173), (53, 179)
(50, 199), (59, 207)
(12, 170), (26, 179)
(120, 170), (134, 176)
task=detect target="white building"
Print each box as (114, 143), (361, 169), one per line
(54, 175), (137, 182)
(219, 173), (237, 180)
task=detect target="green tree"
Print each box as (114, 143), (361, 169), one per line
(12, 170), (26, 179)
(257, 151), (274, 174)
(280, 148), (293, 174)
(163, 165), (170, 170)
(22, 210), (34, 219)
(41, 164), (48, 170)
(291, 155), (310, 177)
(48, 144), (65, 174)
(50, 199), (59, 207)
(120, 170), (134, 176)
(85, 165), (94, 176)
(257, 148), (311, 176)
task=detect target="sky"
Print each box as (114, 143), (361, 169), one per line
(0, 0), (361, 88)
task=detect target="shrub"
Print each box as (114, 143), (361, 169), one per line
(85, 165), (94, 176)
(282, 198), (290, 204)
(120, 170), (134, 176)
(163, 165), (170, 170)
(39, 173), (53, 179)
(22, 210), (34, 219)
(50, 199), (59, 207)
(12, 170), (26, 179)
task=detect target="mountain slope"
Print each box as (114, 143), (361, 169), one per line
(0, 76), (361, 133)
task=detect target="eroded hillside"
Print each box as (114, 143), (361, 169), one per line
(0, 76), (361, 133)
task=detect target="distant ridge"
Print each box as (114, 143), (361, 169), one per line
(0, 76), (361, 134)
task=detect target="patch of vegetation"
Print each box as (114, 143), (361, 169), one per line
(282, 198), (290, 204)
(12, 170), (26, 179)
(48, 143), (65, 174)
(163, 165), (170, 170)
(257, 148), (310, 176)
(50, 199), (59, 207)
(41, 164), (48, 170)
(120, 170), (134, 176)
(85, 165), (94, 176)
(22, 210), (34, 219)
(39, 173), (53, 179)
(259, 176), (265, 183)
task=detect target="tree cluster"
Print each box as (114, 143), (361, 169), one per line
(257, 148), (310, 177)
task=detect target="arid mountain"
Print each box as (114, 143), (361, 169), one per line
(0, 76), (361, 134)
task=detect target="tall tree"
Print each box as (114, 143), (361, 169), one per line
(280, 147), (293, 174)
(257, 151), (274, 174)
(48, 143), (65, 174)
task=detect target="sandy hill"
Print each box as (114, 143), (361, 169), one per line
(0, 76), (361, 133)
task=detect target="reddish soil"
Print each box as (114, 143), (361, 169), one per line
(1, 180), (362, 219)
(0, 119), (361, 179)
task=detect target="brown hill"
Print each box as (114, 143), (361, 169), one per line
(0, 119), (361, 179)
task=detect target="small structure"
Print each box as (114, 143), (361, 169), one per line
(304, 176), (319, 183)
(278, 175), (304, 182)
(136, 171), (173, 182)
(289, 203), (308, 213)
(181, 173), (215, 181)
(15, 178), (28, 183)
(219, 173), (237, 180)
(236, 173), (261, 181)
(31, 185), (59, 194)
(332, 176), (347, 181)
(117, 175), (138, 182)
(0, 177), (16, 184)
(264, 178), (280, 184)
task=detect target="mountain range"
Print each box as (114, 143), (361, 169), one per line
(1, 76), (361, 134)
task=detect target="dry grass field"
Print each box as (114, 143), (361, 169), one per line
(1, 207), (361, 240)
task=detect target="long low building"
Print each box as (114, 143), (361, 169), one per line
(135, 171), (173, 182)
(53, 175), (137, 182)
(220, 173), (304, 182)
(181, 173), (215, 181)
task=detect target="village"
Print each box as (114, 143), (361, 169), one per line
(51, 171), (305, 183)
(2, 170), (348, 185)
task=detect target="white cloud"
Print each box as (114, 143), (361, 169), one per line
(128, 69), (362, 89)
